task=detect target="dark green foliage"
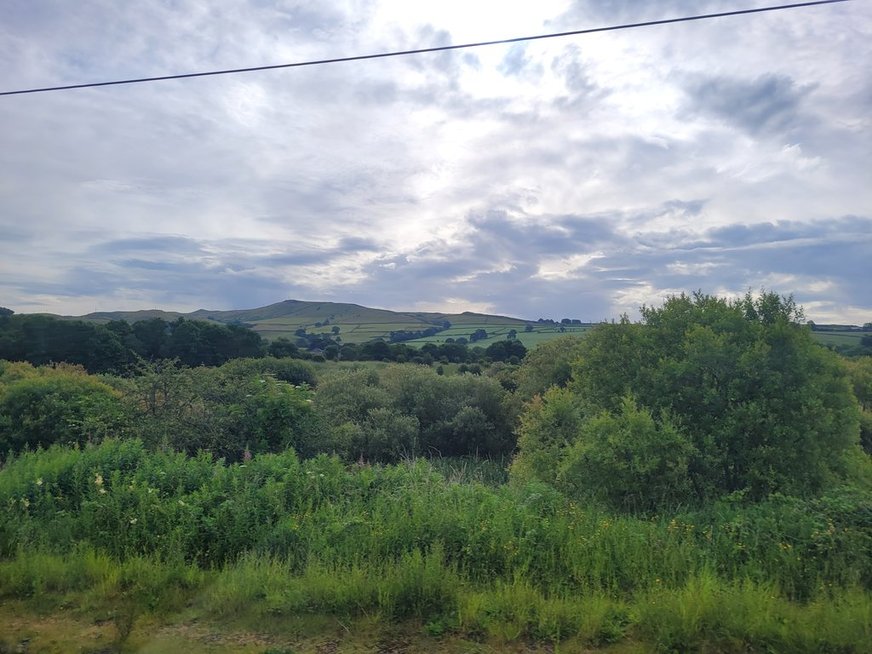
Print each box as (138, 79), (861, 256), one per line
(116, 360), (317, 461)
(161, 318), (265, 366)
(1, 440), (870, 599)
(219, 357), (316, 387)
(0, 314), (270, 372)
(314, 365), (517, 461)
(484, 339), (527, 362)
(514, 292), (863, 506)
(0, 314), (128, 373)
(0, 363), (125, 455)
(267, 337), (299, 358)
(559, 398), (697, 512)
(514, 334), (585, 399)
(844, 357), (872, 454)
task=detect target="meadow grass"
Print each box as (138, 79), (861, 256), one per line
(1, 441), (870, 650)
(812, 330), (866, 346)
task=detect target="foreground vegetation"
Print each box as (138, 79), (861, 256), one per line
(2, 441), (870, 652)
(1, 292), (870, 652)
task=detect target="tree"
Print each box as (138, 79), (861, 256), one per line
(120, 359), (317, 460)
(469, 329), (488, 343)
(843, 358), (872, 454)
(268, 337), (299, 358)
(513, 292), (862, 506)
(510, 387), (582, 485)
(558, 398), (697, 512)
(484, 339), (526, 362)
(515, 335), (585, 400)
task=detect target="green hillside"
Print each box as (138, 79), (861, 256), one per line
(68, 300), (867, 350)
(73, 300), (566, 345)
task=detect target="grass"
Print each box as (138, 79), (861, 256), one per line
(405, 324), (591, 347)
(812, 330), (866, 347)
(1, 441), (870, 651)
(78, 296), (599, 347)
(2, 551), (869, 653)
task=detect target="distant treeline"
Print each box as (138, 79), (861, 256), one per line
(0, 310), (526, 374)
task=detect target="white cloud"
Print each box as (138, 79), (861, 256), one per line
(0, 0), (870, 322)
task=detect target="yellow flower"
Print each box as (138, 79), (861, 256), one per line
(94, 474), (104, 486)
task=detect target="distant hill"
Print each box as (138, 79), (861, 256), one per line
(69, 300), (560, 345)
(49, 299), (869, 350)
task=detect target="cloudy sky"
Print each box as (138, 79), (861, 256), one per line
(1, 0), (870, 322)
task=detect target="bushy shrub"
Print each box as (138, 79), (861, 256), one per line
(558, 398), (697, 512)
(0, 362), (124, 455)
(512, 292), (864, 506)
(118, 360), (318, 461)
(314, 364), (517, 461)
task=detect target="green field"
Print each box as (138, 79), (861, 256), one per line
(67, 299), (869, 352)
(70, 299), (594, 347)
(406, 323), (592, 347)
(810, 329), (866, 347)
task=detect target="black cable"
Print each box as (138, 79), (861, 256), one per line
(0, 0), (854, 97)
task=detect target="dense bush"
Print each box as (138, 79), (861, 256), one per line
(0, 362), (124, 455)
(514, 334), (585, 399)
(314, 364), (518, 461)
(559, 398), (697, 512)
(844, 357), (872, 454)
(513, 292), (864, 508)
(114, 360), (318, 461)
(1, 440), (869, 600)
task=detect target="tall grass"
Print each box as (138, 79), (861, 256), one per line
(1, 440), (871, 649)
(2, 440), (870, 596)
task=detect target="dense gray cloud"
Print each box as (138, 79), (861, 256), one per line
(684, 73), (814, 135)
(1, 0), (870, 323)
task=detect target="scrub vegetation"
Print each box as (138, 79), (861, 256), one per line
(0, 292), (870, 653)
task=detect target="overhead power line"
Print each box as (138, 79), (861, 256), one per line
(0, 0), (853, 97)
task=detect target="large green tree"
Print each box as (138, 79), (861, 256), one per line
(513, 292), (862, 507)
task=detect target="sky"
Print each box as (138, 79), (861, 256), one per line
(1, 0), (870, 323)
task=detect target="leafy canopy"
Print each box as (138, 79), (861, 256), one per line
(513, 292), (862, 507)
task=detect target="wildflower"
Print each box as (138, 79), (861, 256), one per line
(243, 449), (252, 462)
(21, 498), (30, 509)
(35, 478), (43, 487)
(99, 488), (107, 495)
(129, 518), (138, 525)
(94, 473), (104, 487)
